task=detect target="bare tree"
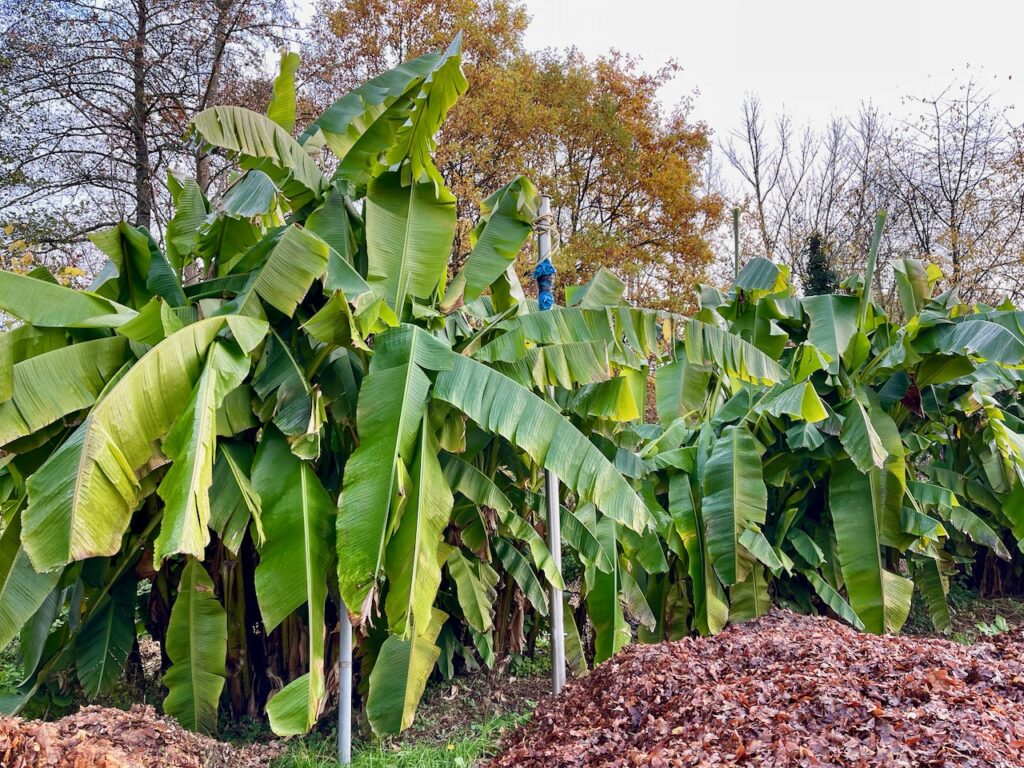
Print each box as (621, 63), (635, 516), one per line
(720, 80), (1024, 304)
(722, 95), (815, 274)
(0, 0), (292, 268)
(881, 81), (1024, 302)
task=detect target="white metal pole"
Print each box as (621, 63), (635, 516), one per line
(338, 607), (352, 764)
(537, 195), (566, 695)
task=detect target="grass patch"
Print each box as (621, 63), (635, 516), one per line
(272, 712), (529, 768)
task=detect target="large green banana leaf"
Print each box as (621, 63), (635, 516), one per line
(802, 294), (859, 375)
(446, 549), (497, 633)
(840, 397), (887, 473)
(165, 172), (208, 272)
(684, 320), (788, 385)
(702, 424), (767, 586)
(221, 225), (332, 318)
(154, 342), (251, 563)
(336, 326), (450, 616)
(163, 559), (227, 735)
(384, 34), (467, 186)
(301, 38), (463, 188)
(0, 272), (135, 328)
(267, 50), (300, 132)
(830, 459), (913, 633)
(0, 337), (128, 447)
(384, 423), (454, 636)
(252, 428), (335, 736)
(251, 331), (323, 458)
(442, 456), (563, 588)
(442, 176), (539, 308)
(655, 357), (711, 423)
(432, 353), (653, 532)
(0, 510), (61, 650)
(22, 316), (266, 571)
(208, 442), (263, 553)
(191, 106), (328, 204)
(365, 172), (456, 312)
(365, 608), (446, 735)
(587, 515), (629, 663)
(76, 575), (135, 697)
(0, 325), (67, 403)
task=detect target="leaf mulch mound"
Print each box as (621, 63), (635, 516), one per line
(487, 609), (1024, 767)
(0, 704), (281, 768)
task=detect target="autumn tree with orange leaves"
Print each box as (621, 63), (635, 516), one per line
(304, 0), (724, 311)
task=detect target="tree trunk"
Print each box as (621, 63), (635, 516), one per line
(132, 0), (153, 230)
(196, 0), (232, 192)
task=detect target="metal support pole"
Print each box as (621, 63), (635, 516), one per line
(338, 607), (352, 764)
(732, 207), (740, 279)
(535, 195), (565, 695)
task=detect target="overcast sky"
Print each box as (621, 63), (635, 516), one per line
(521, 0), (1023, 139)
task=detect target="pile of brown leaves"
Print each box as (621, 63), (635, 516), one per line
(488, 609), (1024, 767)
(0, 704), (281, 768)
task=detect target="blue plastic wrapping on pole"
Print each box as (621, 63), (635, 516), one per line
(534, 258), (556, 310)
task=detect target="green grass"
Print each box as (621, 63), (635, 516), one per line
(272, 712), (528, 768)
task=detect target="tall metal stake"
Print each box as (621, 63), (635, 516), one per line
(338, 607), (353, 764)
(535, 195), (565, 695)
(732, 207), (741, 279)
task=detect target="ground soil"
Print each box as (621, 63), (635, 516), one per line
(396, 669), (547, 746)
(486, 609), (1024, 767)
(0, 704), (282, 768)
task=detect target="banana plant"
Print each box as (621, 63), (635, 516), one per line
(0, 41), (652, 736)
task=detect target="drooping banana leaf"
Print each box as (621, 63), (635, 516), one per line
(446, 548), (498, 633)
(432, 353), (653, 533)
(22, 316), (266, 571)
(336, 325), (450, 617)
(684, 320), (788, 385)
(587, 515), (629, 663)
(154, 341), (252, 563)
(208, 442), (264, 553)
(76, 574), (135, 697)
(384, 423), (454, 636)
(702, 424), (767, 586)
(163, 559), (227, 735)
(365, 607), (446, 735)
(0, 510), (61, 651)
(0, 337), (128, 447)
(829, 459), (913, 633)
(252, 428), (335, 736)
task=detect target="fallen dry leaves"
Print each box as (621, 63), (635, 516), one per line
(487, 609), (1024, 767)
(0, 704), (281, 768)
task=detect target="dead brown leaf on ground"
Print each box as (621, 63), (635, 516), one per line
(487, 609), (1024, 767)
(0, 704), (281, 768)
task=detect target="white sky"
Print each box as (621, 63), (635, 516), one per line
(521, 0), (1024, 139)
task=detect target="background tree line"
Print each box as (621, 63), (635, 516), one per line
(1, 0), (1022, 308)
(718, 80), (1024, 306)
